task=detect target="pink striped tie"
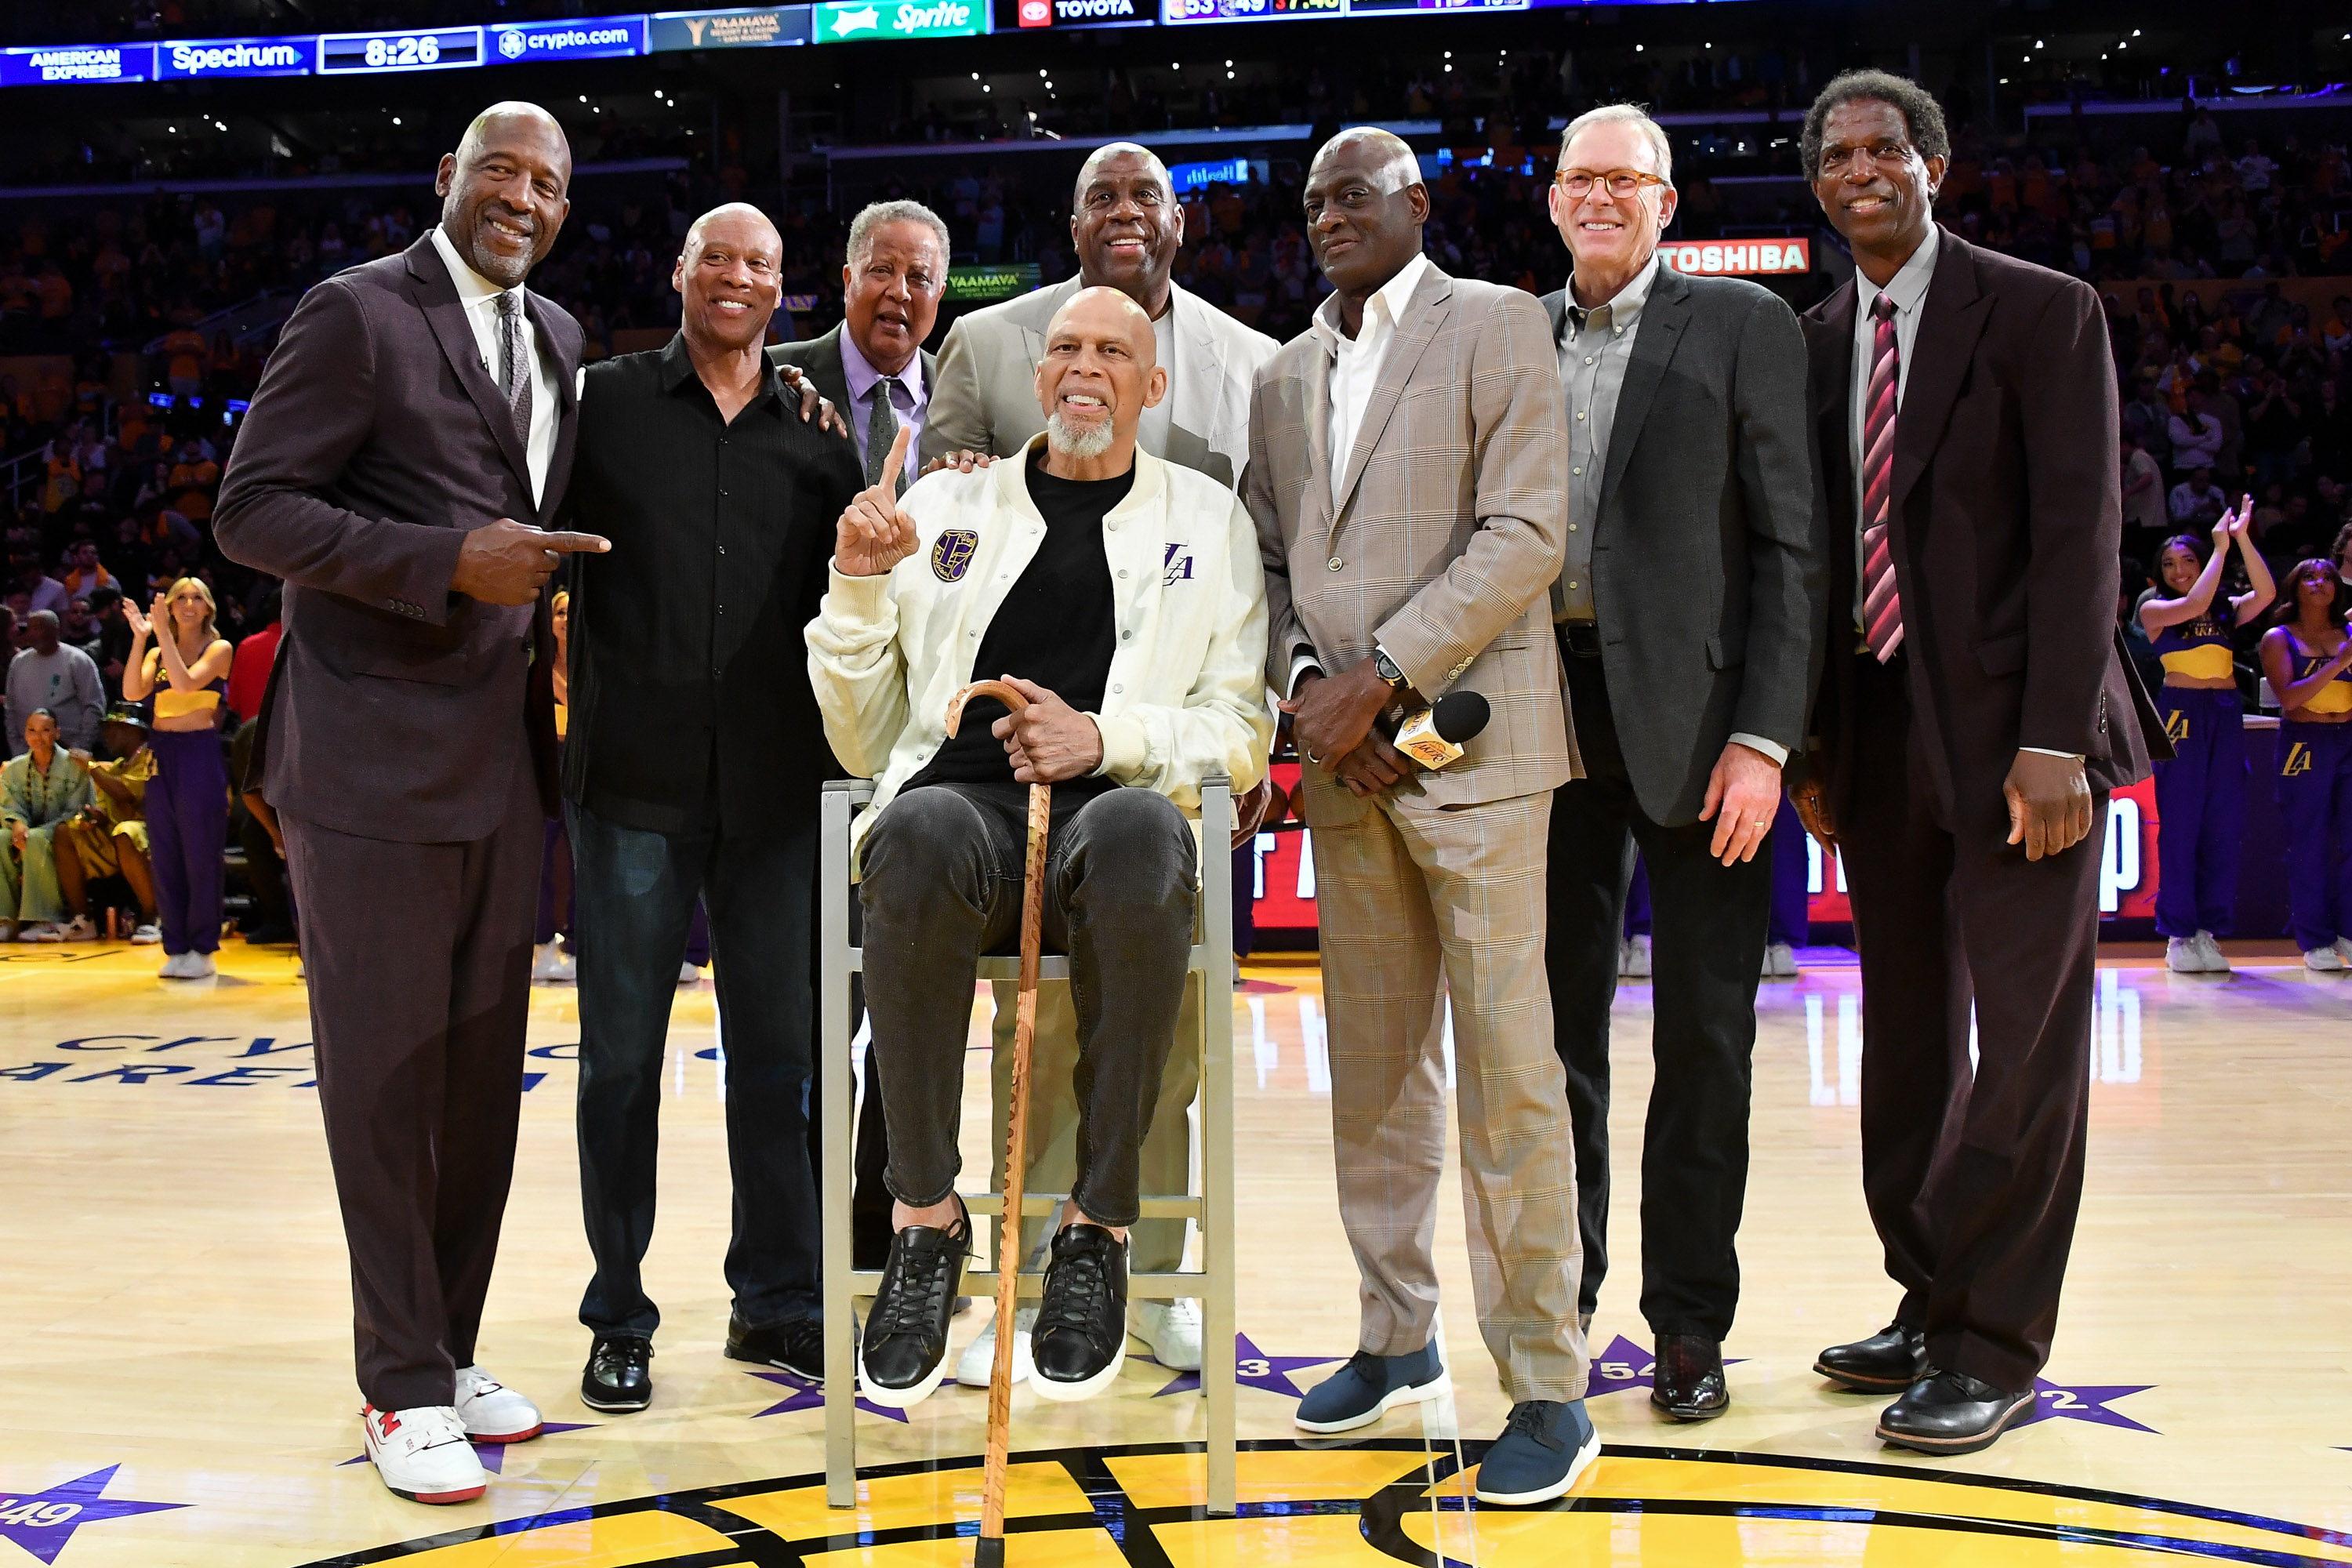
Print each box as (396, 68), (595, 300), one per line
(1860, 294), (1904, 662)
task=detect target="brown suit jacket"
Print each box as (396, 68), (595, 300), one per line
(1796, 231), (2158, 822)
(216, 232), (581, 843)
(1246, 262), (1572, 819)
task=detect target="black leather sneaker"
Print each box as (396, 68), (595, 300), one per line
(726, 1312), (827, 1382)
(857, 1200), (971, 1410)
(1031, 1223), (1128, 1403)
(581, 1334), (653, 1414)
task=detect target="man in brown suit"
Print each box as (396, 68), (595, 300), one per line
(1247, 128), (1594, 1505)
(1788, 72), (2159, 1457)
(215, 103), (608, 1506)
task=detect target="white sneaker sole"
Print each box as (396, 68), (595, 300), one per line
(956, 1332), (1033, 1388)
(1472, 1425), (1602, 1505)
(361, 1432), (487, 1505)
(857, 1343), (949, 1411)
(1030, 1339), (1125, 1403)
(1293, 1371), (1453, 1435)
(460, 1419), (542, 1443)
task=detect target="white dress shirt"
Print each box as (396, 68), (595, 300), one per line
(1287, 252), (1433, 698)
(430, 224), (560, 509)
(1316, 250), (1430, 511)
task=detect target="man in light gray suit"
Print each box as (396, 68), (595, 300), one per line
(922, 142), (1276, 488)
(1249, 127), (1594, 1505)
(1537, 106), (1826, 1425)
(923, 142), (1276, 1383)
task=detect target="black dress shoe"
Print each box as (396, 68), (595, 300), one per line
(855, 1202), (971, 1410)
(1815, 1322), (1929, 1393)
(581, 1334), (653, 1414)
(1876, 1370), (2034, 1455)
(1650, 1334), (1728, 1421)
(1030, 1223), (1128, 1403)
(725, 1312), (827, 1383)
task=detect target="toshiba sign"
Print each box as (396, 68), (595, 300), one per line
(1659, 238), (1812, 276)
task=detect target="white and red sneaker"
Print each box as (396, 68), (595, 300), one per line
(361, 1404), (486, 1504)
(455, 1365), (543, 1443)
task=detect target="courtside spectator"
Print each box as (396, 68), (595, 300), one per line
(226, 584), (283, 724)
(5, 611), (103, 757)
(1, 709), (93, 942)
(53, 706), (161, 945)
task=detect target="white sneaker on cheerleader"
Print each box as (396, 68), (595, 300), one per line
(956, 1305), (1036, 1387)
(454, 1365), (543, 1443)
(530, 942), (576, 982)
(2306, 946), (2348, 972)
(679, 960), (702, 985)
(185, 952), (216, 978)
(2165, 937), (2207, 973)
(1130, 1298), (1203, 1371)
(1622, 934), (1653, 978)
(2194, 931), (2230, 972)
(361, 1404), (485, 1504)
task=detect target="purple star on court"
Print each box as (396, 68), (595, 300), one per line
(1584, 1334), (1746, 1399)
(0, 1465), (187, 1565)
(339, 1422), (597, 1475)
(2012, 1378), (2157, 1434)
(748, 1371), (908, 1423)
(1154, 1334), (1343, 1399)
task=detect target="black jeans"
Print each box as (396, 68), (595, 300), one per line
(860, 782), (1196, 1227)
(1545, 650), (1770, 1342)
(569, 800), (829, 1338)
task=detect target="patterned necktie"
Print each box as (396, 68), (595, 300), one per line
(1860, 293), (1904, 662)
(865, 376), (905, 497)
(495, 290), (533, 450)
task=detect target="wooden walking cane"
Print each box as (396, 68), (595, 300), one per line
(946, 678), (1048, 1568)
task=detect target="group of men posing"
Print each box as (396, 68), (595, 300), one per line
(212, 65), (2158, 1512)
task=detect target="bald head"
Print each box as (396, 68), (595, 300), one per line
(1033, 285), (1167, 474)
(1071, 141), (1183, 317)
(673, 202), (783, 354)
(1304, 126), (1430, 312)
(436, 100), (572, 288)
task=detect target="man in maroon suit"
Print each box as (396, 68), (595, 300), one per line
(216, 103), (608, 1506)
(1788, 71), (2160, 1457)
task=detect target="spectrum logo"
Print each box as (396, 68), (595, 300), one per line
(166, 39), (304, 74)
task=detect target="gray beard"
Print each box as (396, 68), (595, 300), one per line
(1045, 411), (1115, 459)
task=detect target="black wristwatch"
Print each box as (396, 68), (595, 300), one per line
(1373, 648), (1408, 691)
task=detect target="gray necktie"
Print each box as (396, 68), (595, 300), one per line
(495, 291), (533, 448)
(864, 376), (906, 497)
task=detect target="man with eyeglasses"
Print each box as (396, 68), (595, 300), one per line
(1537, 103), (1825, 1427)
(1789, 71), (2158, 1456)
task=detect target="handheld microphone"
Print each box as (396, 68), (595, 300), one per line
(1394, 691), (1490, 769)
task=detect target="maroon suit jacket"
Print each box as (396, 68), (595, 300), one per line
(1795, 231), (2161, 823)
(216, 233), (581, 843)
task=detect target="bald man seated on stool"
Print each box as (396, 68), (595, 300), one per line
(806, 287), (1271, 1410)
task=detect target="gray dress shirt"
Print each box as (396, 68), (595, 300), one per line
(1553, 256), (1658, 624)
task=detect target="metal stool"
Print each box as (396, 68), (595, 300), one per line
(818, 775), (1238, 1515)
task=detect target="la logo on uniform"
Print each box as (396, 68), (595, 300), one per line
(2165, 710), (2190, 744)
(2283, 742), (2313, 775)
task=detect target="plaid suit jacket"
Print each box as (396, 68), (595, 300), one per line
(1244, 262), (1573, 814)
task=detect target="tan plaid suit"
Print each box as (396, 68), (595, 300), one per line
(1244, 261), (1588, 1402)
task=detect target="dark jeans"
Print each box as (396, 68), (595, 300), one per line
(569, 800), (824, 1339)
(860, 782), (1196, 1227)
(1545, 651), (1769, 1342)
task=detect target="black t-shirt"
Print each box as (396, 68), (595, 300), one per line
(908, 448), (1129, 799)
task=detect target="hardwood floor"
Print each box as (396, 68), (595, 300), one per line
(0, 939), (2345, 1566)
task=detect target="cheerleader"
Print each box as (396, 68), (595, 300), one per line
(121, 577), (234, 979)
(2257, 559), (2352, 971)
(2137, 498), (2271, 972)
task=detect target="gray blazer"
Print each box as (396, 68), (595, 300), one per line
(922, 276), (1276, 488)
(1248, 262), (1572, 815)
(215, 233), (580, 843)
(1538, 264), (1826, 826)
(768, 324), (938, 428)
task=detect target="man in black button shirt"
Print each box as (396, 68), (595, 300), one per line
(561, 203), (863, 1413)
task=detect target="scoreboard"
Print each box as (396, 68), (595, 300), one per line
(316, 27), (485, 74)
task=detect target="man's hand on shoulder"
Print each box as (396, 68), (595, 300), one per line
(993, 676), (1102, 784)
(775, 362), (849, 438)
(834, 426), (921, 578)
(450, 519), (610, 606)
(920, 449), (996, 477)
(2004, 750), (2095, 862)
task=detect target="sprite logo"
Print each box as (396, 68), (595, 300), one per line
(818, 0), (977, 37)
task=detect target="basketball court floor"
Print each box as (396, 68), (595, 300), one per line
(2, 939), (2348, 1566)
